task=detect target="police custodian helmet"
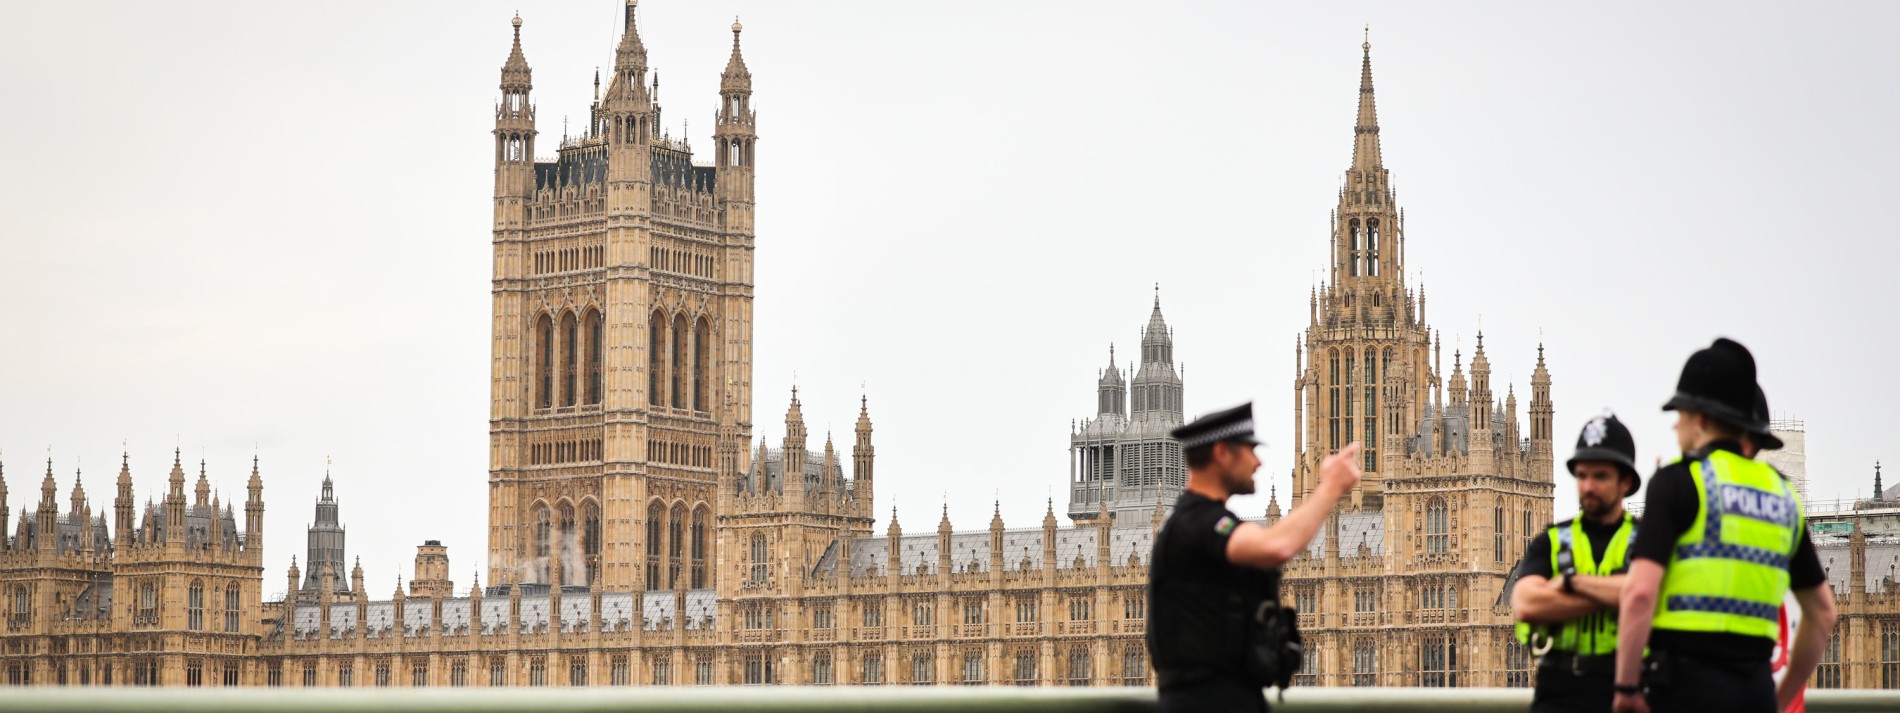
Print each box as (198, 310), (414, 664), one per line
(1567, 412), (1641, 497)
(1662, 337), (1767, 433)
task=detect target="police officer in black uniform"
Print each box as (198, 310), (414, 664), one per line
(1511, 412), (1642, 713)
(1147, 402), (1362, 712)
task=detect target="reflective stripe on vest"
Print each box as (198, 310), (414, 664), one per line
(1654, 450), (1804, 640)
(1514, 514), (1637, 656)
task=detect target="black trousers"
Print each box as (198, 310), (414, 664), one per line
(1644, 655), (1775, 713)
(1531, 665), (1614, 713)
(1157, 678), (1268, 713)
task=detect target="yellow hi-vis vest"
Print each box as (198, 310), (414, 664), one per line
(1515, 513), (1638, 656)
(1653, 449), (1804, 640)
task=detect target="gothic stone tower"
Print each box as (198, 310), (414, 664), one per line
(1281, 38), (1557, 687)
(1291, 37), (1432, 512)
(487, 3), (758, 591)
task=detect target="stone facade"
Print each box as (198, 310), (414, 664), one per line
(5, 4), (1890, 693)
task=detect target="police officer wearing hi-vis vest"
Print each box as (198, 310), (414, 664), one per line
(1511, 412), (1642, 713)
(1613, 338), (1838, 713)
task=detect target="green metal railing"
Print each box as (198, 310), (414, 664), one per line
(4, 687), (1900, 713)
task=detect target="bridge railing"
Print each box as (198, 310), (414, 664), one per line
(4, 687), (1900, 713)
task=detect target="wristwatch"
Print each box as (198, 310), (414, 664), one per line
(1562, 576), (1577, 595)
(1614, 684), (1642, 695)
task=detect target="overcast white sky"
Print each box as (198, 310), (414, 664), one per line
(3, 2), (1896, 596)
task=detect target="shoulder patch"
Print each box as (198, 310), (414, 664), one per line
(1215, 516), (1237, 536)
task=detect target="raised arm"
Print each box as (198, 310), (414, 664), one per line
(1226, 443), (1362, 569)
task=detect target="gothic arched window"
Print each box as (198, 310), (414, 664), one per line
(1426, 498), (1449, 554)
(188, 580), (205, 631)
(556, 504), (576, 585)
(560, 312), (579, 407)
(691, 508), (709, 589)
(1367, 219), (1381, 277)
(671, 314), (688, 409)
(693, 317), (712, 412)
(668, 503), (686, 588)
(1347, 219), (1361, 277)
(645, 502), (663, 591)
(582, 503), (601, 586)
(225, 585), (241, 633)
(1494, 507), (1505, 563)
(585, 309), (603, 405)
(648, 310), (667, 407)
(536, 313), (554, 410)
(535, 506), (552, 580)
(749, 534), (768, 583)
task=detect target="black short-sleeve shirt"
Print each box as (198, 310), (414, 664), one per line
(1147, 491), (1280, 688)
(1628, 441), (1826, 662)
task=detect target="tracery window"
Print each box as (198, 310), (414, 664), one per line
(1426, 498), (1450, 554)
(645, 502), (663, 590)
(560, 312), (578, 407)
(648, 310), (666, 406)
(536, 313), (554, 409)
(188, 580), (205, 631)
(585, 309), (603, 405)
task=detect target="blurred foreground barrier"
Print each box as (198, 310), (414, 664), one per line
(4, 686), (1899, 713)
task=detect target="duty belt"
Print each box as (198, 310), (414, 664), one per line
(1539, 650), (1617, 677)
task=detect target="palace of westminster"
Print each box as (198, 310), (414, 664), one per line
(5, 2), (1897, 691)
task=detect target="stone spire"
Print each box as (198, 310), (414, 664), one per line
(722, 17), (751, 93)
(1352, 30), (1383, 173)
(607, 0), (649, 104)
(1877, 461), (1886, 501)
(501, 12), (531, 80)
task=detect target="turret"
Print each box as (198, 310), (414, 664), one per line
(714, 17), (757, 233)
(166, 450), (186, 547)
(287, 557), (301, 602)
(0, 460), (9, 551)
(1130, 291), (1184, 420)
(1097, 345), (1126, 417)
(209, 492), (224, 551)
(194, 460), (211, 510)
(988, 502), (1005, 572)
(1041, 500), (1059, 573)
(854, 396), (875, 519)
(885, 508), (901, 576)
(603, 0), (654, 214)
(38, 459), (57, 552)
(115, 452), (133, 550)
(494, 13), (537, 202)
(68, 470), (86, 521)
(351, 556), (365, 596)
(245, 456), (264, 553)
(937, 504), (953, 578)
(1469, 332), (1492, 433)
(1529, 343), (1553, 464)
(782, 388), (807, 495)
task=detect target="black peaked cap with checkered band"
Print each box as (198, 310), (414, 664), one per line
(1171, 402), (1261, 451)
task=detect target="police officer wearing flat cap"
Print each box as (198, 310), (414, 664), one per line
(1512, 412), (1642, 713)
(1147, 402), (1361, 712)
(1612, 338), (1837, 713)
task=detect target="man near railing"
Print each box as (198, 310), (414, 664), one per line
(1147, 402), (1361, 712)
(1613, 339), (1836, 713)
(1511, 412), (1642, 713)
